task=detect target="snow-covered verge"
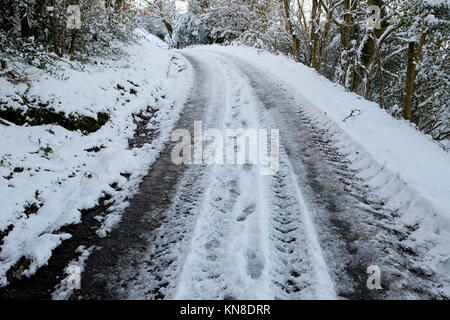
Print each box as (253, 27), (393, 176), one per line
(134, 28), (170, 49)
(0, 32), (192, 286)
(199, 45), (450, 293)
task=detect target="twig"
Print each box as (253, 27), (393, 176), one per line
(0, 118), (11, 126)
(50, 54), (74, 68)
(343, 109), (361, 122)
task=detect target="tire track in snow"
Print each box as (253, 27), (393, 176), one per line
(264, 152), (337, 299)
(216, 53), (336, 299)
(45, 47), (442, 300)
(211, 50), (443, 299)
(70, 53), (216, 299)
(77, 48), (438, 300)
(171, 54), (267, 299)
(127, 164), (212, 299)
(126, 53), (233, 299)
(170, 51), (336, 299)
(172, 55), (267, 299)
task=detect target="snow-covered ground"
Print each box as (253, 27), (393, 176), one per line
(197, 45), (450, 295)
(1, 37), (449, 298)
(134, 28), (170, 49)
(123, 46), (450, 299)
(128, 50), (338, 299)
(0, 32), (192, 286)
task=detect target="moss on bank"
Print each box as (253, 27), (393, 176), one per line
(0, 105), (110, 133)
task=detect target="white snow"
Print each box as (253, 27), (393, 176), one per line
(128, 50), (339, 299)
(0, 31), (192, 286)
(134, 28), (170, 49)
(1, 35), (449, 297)
(196, 45), (450, 293)
(51, 245), (95, 300)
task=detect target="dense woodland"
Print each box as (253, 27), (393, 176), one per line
(1, 0), (449, 144)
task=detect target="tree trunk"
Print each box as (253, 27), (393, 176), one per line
(340, 0), (352, 86)
(69, 30), (79, 55)
(20, 10), (33, 38)
(403, 31), (427, 121)
(403, 41), (416, 121)
(318, 0), (332, 72)
(353, 0), (387, 93)
(378, 51), (384, 109)
(163, 20), (173, 39)
(282, 0), (298, 60)
(50, 0), (59, 54)
(58, 0), (68, 56)
(310, 0), (319, 68)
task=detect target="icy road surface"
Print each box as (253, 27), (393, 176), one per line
(68, 48), (449, 300)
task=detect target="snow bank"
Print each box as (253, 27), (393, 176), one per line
(202, 45), (450, 288)
(0, 37), (192, 286)
(134, 28), (170, 49)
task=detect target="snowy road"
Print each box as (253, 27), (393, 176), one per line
(69, 48), (447, 300)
